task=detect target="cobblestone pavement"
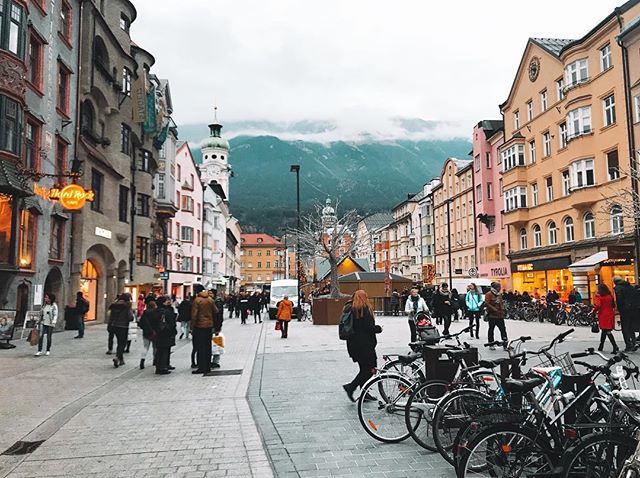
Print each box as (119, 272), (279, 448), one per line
(1, 312), (271, 478)
(248, 315), (611, 478)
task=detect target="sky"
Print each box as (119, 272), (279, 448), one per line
(131, 0), (625, 139)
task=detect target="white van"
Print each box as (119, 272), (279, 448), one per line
(268, 279), (299, 320)
(450, 278), (493, 294)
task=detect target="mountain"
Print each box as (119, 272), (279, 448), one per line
(180, 120), (472, 234)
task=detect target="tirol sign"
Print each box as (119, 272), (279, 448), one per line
(49, 185), (94, 210)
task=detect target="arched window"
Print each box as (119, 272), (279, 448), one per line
(584, 212), (595, 239)
(93, 37), (110, 72)
(533, 224), (542, 248)
(611, 205), (624, 235)
(564, 217), (574, 242)
(548, 221), (557, 245)
(519, 228), (527, 250)
(80, 100), (95, 133)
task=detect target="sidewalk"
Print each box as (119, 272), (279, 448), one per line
(0, 313), (272, 478)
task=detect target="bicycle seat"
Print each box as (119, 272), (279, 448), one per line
(502, 376), (545, 393)
(445, 349), (469, 360)
(398, 353), (421, 365)
(479, 358), (508, 369)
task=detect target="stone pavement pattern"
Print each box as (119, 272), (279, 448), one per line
(1, 314), (272, 478)
(248, 315), (606, 478)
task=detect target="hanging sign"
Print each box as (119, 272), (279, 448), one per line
(49, 185), (94, 210)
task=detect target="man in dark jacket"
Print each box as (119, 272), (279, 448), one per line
(177, 294), (192, 340)
(614, 276), (638, 351)
(108, 293), (134, 368)
(485, 282), (507, 350)
(73, 291), (89, 339)
(191, 284), (217, 375)
(152, 296), (177, 375)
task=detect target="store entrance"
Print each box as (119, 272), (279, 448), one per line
(80, 260), (98, 321)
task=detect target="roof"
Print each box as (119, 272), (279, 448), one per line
(477, 120), (504, 139)
(338, 272), (413, 282)
(361, 212), (394, 231)
(0, 159), (32, 197)
(530, 38), (574, 57)
(315, 256), (369, 281)
(241, 233), (282, 246)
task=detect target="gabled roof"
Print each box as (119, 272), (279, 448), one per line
(241, 233), (282, 246)
(315, 256), (369, 281)
(477, 120), (504, 139)
(530, 38), (574, 57)
(361, 212), (394, 231)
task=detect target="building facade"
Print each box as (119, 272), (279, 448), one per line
(240, 233), (284, 290)
(389, 194), (418, 278)
(419, 179), (440, 285)
(472, 120), (510, 288)
(354, 212), (393, 271)
(501, 3), (640, 301)
(433, 158), (476, 286)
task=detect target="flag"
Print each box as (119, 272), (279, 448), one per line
(144, 86), (157, 135)
(153, 120), (170, 150)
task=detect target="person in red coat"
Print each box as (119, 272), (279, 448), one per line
(594, 283), (619, 353)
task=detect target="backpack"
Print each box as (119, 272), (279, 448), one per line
(338, 309), (355, 340)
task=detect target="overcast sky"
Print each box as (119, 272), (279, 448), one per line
(132, 0), (624, 138)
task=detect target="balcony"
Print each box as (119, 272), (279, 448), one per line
(503, 208), (529, 226)
(501, 166), (528, 186)
(570, 185), (598, 209)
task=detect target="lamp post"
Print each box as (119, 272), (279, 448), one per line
(290, 165), (301, 314)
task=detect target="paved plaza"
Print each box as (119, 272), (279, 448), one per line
(0, 312), (608, 477)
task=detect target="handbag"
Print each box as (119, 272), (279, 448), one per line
(29, 327), (39, 346)
(275, 321), (281, 331)
(591, 321), (600, 334)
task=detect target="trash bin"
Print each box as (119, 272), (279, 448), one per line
(64, 306), (79, 330)
(422, 345), (478, 382)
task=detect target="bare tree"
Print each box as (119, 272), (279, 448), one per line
(291, 200), (361, 298)
(598, 164), (640, 234)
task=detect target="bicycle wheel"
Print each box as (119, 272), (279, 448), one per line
(457, 424), (555, 477)
(562, 432), (636, 478)
(432, 388), (491, 466)
(404, 379), (449, 451)
(357, 373), (415, 443)
(381, 358), (425, 382)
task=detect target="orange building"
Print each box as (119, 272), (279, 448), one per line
(240, 233), (288, 289)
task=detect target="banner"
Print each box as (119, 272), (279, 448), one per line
(144, 86), (157, 135)
(384, 260), (391, 295)
(131, 71), (147, 124)
(153, 120), (170, 150)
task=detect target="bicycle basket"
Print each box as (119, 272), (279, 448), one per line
(532, 352), (577, 375)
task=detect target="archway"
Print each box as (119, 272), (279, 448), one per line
(44, 268), (64, 314)
(80, 259), (99, 321)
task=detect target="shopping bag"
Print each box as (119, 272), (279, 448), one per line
(275, 321), (281, 331)
(212, 333), (225, 355)
(29, 328), (38, 346)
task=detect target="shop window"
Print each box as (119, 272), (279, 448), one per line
(0, 195), (12, 264)
(0, 95), (23, 156)
(533, 224), (542, 248)
(611, 205), (624, 235)
(24, 118), (41, 171)
(28, 30), (44, 89)
(90, 169), (103, 212)
(584, 212), (596, 239)
(19, 209), (37, 269)
(548, 221), (558, 245)
(50, 217), (65, 260)
(564, 217), (574, 243)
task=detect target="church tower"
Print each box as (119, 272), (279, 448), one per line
(200, 107), (231, 199)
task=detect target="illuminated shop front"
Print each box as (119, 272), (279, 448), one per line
(511, 256), (573, 300)
(570, 247), (636, 304)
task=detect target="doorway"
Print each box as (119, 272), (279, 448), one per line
(15, 283), (29, 327)
(80, 259), (98, 321)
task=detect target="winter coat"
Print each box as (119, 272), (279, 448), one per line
(276, 299), (294, 321)
(595, 293), (616, 331)
(465, 292), (484, 312)
(390, 292), (400, 306)
(213, 297), (224, 333)
(150, 306), (177, 348)
(40, 303), (58, 327)
(75, 297), (89, 318)
(137, 299), (145, 318)
(404, 296), (429, 316)
(108, 300), (134, 328)
(345, 304), (382, 365)
(191, 291), (217, 329)
(177, 298), (192, 322)
(615, 281), (638, 319)
(138, 308), (155, 340)
(484, 291), (505, 320)
(432, 292), (453, 318)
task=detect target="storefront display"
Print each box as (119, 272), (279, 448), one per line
(511, 256), (573, 299)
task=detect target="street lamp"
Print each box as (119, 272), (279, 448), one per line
(290, 164), (301, 314)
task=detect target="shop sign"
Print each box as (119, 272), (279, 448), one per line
(491, 267), (508, 277)
(95, 227), (112, 239)
(511, 256), (571, 273)
(603, 258), (633, 267)
(454, 268), (463, 275)
(516, 263), (534, 272)
(159, 271), (169, 280)
(607, 246), (635, 261)
(50, 185), (94, 210)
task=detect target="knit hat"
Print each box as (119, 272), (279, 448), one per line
(613, 276), (624, 285)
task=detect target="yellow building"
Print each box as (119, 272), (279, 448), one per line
(500, 2), (640, 301)
(240, 233), (289, 289)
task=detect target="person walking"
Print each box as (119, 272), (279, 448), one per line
(485, 282), (508, 350)
(342, 290), (382, 402)
(211, 289), (225, 369)
(404, 288), (429, 342)
(465, 283), (484, 339)
(138, 299), (157, 370)
(390, 289), (400, 316)
(614, 276), (639, 352)
(594, 283), (619, 353)
(251, 292), (262, 323)
(451, 288), (461, 321)
(432, 283), (454, 335)
(276, 295), (293, 338)
(191, 284), (217, 375)
(136, 294), (145, 319)
(35, 293), (58, 356)
(177, 294), (192, 340)
(239, 292), (250, 324)
(227, 293), (235, 319)
(152, 296), (177, 375)
(234, 293), (241, 318)
(108, 293), (134, 368)
(73, 291), (89, 339)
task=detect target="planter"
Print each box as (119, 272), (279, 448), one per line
(312, 297), (350, 325)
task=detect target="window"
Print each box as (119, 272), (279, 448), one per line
(559, 122), (567, 149)
(0, 95), (22, 155)
(556, 78), (565, 101)
(603, 95), (616, 126)
(543, 131), (551, 157)
(519, 229), (527, 250)
(57, 61), (70, 115)
(529, 140), (536, 163)
(567, 106), (592, 138)
(546, 176), (553, 202)
(486, 182), (493, 200)
(475, 184), (482, 202)
(607, 150), (620, 181)
(196, 230), (200, 246)
(197, 203), (201, 220)
(531, 183), (538, 206)
(635, 96), (640, 123)
(118, 185), (129, 223)
(474, 154), (480, 171)
(565, 58), (588, 87)
(138, 150), (152, 172)
(80, 100), (95, 135)
(49, 217), (65, 260)
(120, 13), (130, 33)
(485, 152), (491, 168)
(564, 217), (574, 242)
(181, 195), (194, 213)
(157, 173), (165, 199)
(28, 31), (44, 88)
(526, 100), (533, 121)
(59, 1), (71, 41)
(182, 257), (193, 272)
(55, 138), (68, 185)
(136, 193), (150, 217)
(584, 212), (595, 239)
(24, 119), (40, 171)
(541, 89), (548, 111)
(136, 237), (149, 264)
(121, 123), (131, 155)
(548, 221), (557, 245)
(122, 67), (132, 96)
(181, 226), (194, 242)
(600, 43), (611, 71)
(504, 186), (527, 211)
(501, 144), (525, 171)
(514, 110), (520, 130)
(3, 1), (26, 57)
(177, 164), (181, 182)
(611, 205), (624, 235)
(257, 261), (262, 268)
(90, 169), (103, 212)
(533, 224), (542, 248)
(571, 159), (595, 188)
(18, 209), (36, 269)
(562, 170), (571, 196)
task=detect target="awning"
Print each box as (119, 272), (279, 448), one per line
(569, 251), (608, 273)
(22, 197), (43, 215)
(0, 159), (32, 197)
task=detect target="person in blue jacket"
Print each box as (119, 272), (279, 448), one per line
(465, 283), (484, 339)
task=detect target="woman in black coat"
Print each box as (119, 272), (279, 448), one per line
(343, 290), (382, 402)
(151, 296), (177, 375)
(432, 283), (454, 335)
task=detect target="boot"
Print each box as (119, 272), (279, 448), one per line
(342, 383), (356, 402)
(597, 342), (604, 352)
(125, 341), (131, 353)
(140, 359), (145, 370)
(118, 358), (125, 366)
(609, 334), (620, 354)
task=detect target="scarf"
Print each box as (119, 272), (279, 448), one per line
(491, 287), (501, 296)
(410, 295), (419, 312)
(439, 289), (451, 298)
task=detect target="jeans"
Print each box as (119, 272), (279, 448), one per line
(467, 310), (481, 337)
(192, 327), (213, 373)
(140, 337), (154, 360)
(38, 324), (53, 352)
(107, 326), (115, 352)
(77, 315), (85, 337)
(620, 317), (636, 350)
(113, 327), (128, 361)
(349, 359), (376, 390)
(279, 320), (289, 337)
(487, 318), (508, 344)
(254, 308), (262, 323)
(442, 314), (452, 336)
(408, 318), (417, 342)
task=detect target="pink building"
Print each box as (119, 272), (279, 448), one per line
(167, 142), (204, 299)
(472, 120), (511, 289)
